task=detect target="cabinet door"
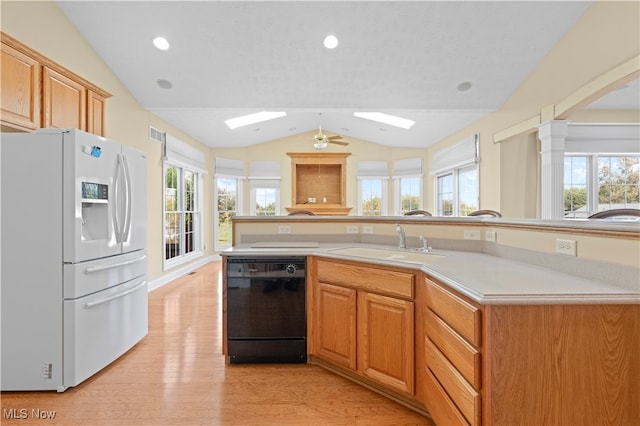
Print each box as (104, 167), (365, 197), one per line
(42, 66), (86, 130)
(358, 292), (414, 394)
(87, 90), (106, 136)
(0, 42), (40, 130)
(315, 282), (357, 370)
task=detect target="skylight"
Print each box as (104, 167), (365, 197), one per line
(225, 111), (287, 129)
(354, 112), (415, 129)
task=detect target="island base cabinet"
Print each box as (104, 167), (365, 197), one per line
(314, 282), (357, 370)
(484, 304), (640, 426)
(358, 292), (414, 395)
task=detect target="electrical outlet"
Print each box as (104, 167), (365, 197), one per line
(346, 225), (359, 234)
(464, 229), (481, 240)
(362, 225), (374, 234)
(556, 238), (577, 256)
(485, 230), (497, 242)
(278, 225), (291, 234)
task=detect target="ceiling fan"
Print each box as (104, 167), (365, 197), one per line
(313, 113), (349, 149)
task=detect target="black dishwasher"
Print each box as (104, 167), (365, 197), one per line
(226, 257), (307, 363)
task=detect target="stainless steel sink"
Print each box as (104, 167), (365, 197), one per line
(328, 247), (444, 264)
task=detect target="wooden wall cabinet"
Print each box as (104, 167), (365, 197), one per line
(42, 66), (87, 131)
(310, 258), (415, 395)
(0, 42), (40, 131)
(286, 153), (351, 215)
(1, 32), (110, 136)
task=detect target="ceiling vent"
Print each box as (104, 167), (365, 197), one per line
(149, 126), (165, 144)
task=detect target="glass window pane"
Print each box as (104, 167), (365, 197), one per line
(361, 179), (383, 216)
(437, 174), (453, 216)
(598, 156), (640, 211)
(217, 178), (238, 247)
(564, 156), (588, 218)
(255, 188), (277, 216)
(459, 166), (478, 216)
(400, 176), (421, 213)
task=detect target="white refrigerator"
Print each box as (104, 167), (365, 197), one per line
(1, 128), (148, 391)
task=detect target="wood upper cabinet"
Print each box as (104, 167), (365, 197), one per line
(0, 41), (40, 131)
(310, 258), (416, 395)
(87, 90), (106, 136)
(1, 32), (110, 136)
(42, 66), (87, 131)
(286, 153), (351, 215)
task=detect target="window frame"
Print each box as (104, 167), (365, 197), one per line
(563, 152), (640, 218)
(434, 163), (479, 216)
(163, 163), (203, 270)
(214, 174), (243, 252)
(357, 177), (388, 216)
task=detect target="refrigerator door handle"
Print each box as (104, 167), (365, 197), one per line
(84, 281), (147, 309)
(121, 154), (132, 242)
(84, 255), (147, 273)
(114, 154), (124, 243)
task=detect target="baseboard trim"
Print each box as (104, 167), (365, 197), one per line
(148, 254), (220, 292)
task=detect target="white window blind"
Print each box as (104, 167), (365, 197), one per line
(431, 134), (479, 174)
(164, 133), (207, 173)
(393, 158), (422, 177)
(214, 157), (244, 177)
(357, 161), (388, 178)
(249, 161), (281, 190)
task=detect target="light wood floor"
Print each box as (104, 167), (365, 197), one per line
(1, 261), (434, 425)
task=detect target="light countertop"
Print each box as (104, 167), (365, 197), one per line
(223, 243), (640, 305)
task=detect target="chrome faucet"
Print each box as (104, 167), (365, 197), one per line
(419, 236), (432, 252)
(395, 224), (406, 249)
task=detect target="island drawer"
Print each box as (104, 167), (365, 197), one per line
(316, 259), (414, 299)
(424, 368), (471, 426)
(425, 308), (481, 389)
(425, 277), (481, 346)
(425, 338), (480, 426)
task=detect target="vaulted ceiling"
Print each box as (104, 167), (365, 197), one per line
(56, 1), (633, 149)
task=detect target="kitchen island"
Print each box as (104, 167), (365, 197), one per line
(223, 216), (639, 425)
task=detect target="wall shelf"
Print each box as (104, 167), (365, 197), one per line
(286, 152), (352, 216)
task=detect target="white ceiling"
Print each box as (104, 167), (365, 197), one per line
(55, 0), (632, 149)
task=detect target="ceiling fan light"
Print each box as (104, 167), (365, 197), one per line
(314, 141), (328, 150)
(354, 112), (415, 129)
(225, 111), (286, 129)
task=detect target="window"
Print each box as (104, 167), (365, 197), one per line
(435, 166), (478, 216)
(249, 161), (281, 216)
(393, 158), (423, 215)
(357, 161), (388, 216)
(214, 158), (244, 251)
(436, 173), (453, 216)
(564, 154), (639, 218)
(164, 165), (201, 262)
(432, 134), (479, 216)
(163, 134), (205, 268)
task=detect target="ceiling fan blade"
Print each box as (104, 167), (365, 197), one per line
(327, 135), (343, 140)
(328, 140), (349, 146)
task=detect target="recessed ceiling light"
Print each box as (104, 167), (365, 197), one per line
(157, 79), (173, 89)
(225, 111), (287, 129)
(153, 36), (170, 51)
(457, 81), (472, 92)
(354, 112), (415, 129)
(324, 34), (339, 49)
